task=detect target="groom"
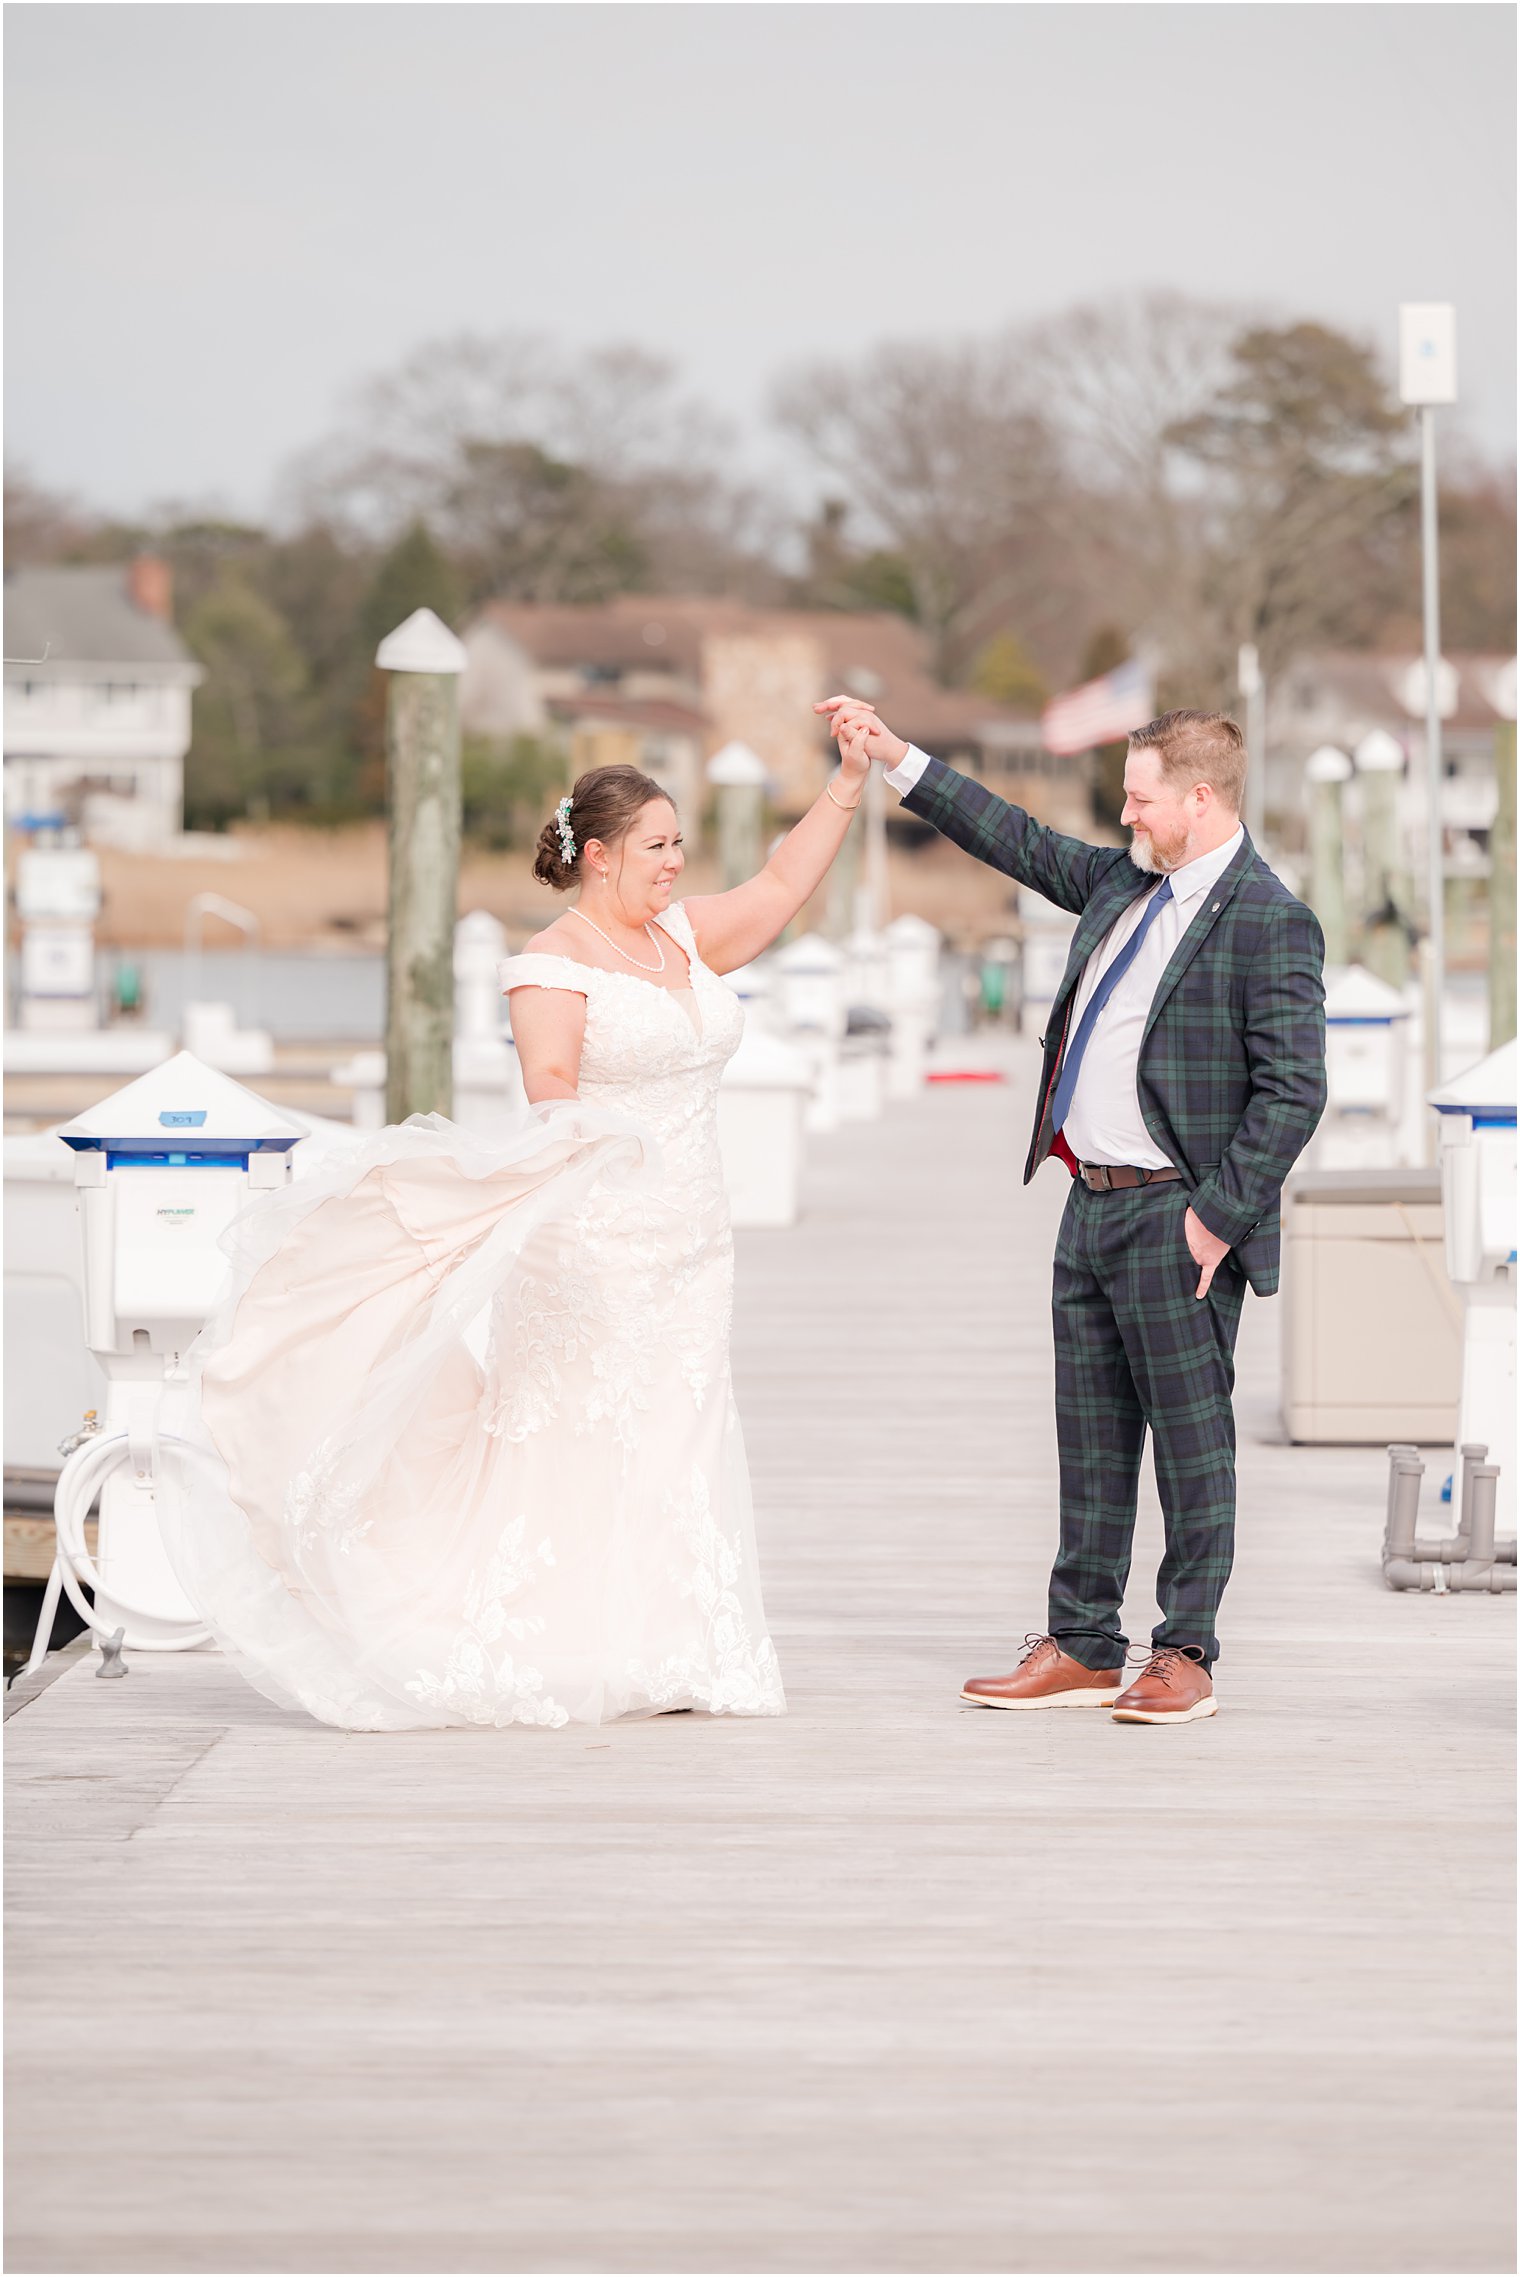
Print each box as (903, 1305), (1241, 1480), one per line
(820, 697), (1327, 1725)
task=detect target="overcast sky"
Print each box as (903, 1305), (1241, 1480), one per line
(6, 2), (1515, 522)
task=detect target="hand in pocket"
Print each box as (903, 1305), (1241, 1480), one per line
(1184, 1205), (1231, 1300)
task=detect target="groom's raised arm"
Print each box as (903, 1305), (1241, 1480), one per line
(888, 748), (1110, 917)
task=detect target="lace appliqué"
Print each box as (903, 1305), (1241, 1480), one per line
(626, 1466), (785, 1716)
(285, 1439), (371, 1556)
(405, 1516), (567, 1727)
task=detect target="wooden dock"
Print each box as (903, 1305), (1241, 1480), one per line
(6, 1040), (1514, 2274)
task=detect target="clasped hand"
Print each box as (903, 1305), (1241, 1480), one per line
(815, 694), (908, 778)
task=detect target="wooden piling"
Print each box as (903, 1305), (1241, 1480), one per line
(376, 609), (466, 1125)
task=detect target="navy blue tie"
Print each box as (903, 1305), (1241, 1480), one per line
(1050, 876), (1174, 1136)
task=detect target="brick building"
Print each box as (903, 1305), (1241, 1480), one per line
(460, 597), (1091, 839)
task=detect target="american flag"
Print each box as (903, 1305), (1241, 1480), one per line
(1040, 658), (1154, 756)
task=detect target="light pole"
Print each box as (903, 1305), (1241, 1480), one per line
(1238, 643), (1266, 849)
(706, 739), (768, 890)
(1398, 302), (1457, 1089)
(1354, 728), (1411, 991)
(1304, 745), (1352, 967)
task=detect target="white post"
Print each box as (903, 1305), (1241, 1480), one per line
(706, 741), (768, 890)
(1399, 303), (1458, 1094)
(861, 761), (890, 934)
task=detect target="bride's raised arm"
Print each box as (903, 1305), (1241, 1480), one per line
(682, 725), (871, 974)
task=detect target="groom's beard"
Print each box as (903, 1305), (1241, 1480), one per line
(1128, 820), (1196, 874)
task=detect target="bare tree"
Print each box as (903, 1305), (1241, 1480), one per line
(774, 336), (1062, 681)
(1017, 293), (1247, 693)
(278, 333), (774, 601)
(4, 465), (110, 567)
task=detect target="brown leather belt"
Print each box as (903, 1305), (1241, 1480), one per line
(1077, 1162), (1183, 1192)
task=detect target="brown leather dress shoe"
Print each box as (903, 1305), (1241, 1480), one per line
(1110, 1645), (1217, 1725)
(961, 1633), (1125, 1710)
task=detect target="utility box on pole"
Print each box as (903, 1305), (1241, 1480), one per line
(376, 608), (466, 1126)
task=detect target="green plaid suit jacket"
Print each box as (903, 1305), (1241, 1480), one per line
(903, 757), (1327, 1296)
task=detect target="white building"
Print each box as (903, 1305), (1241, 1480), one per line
(1273, 650), (1517, 857)
(4, 559), (203, 850)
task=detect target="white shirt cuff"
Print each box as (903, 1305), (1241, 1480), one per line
(883, 744), (932, 797)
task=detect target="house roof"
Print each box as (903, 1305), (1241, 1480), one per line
(3, 567), (202, 682)
(545, 692), (709, 737)
(1282, 651), (1516, 737)
(473, 596), (1041, 750)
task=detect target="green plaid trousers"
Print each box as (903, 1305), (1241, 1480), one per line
(1051, 1178), (1246, 1672)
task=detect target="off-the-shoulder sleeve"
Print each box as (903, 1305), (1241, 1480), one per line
(654, 900), (700, 962)
(497, 954), (593, 997)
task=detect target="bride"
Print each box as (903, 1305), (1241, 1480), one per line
(156, 729), (873, 1731)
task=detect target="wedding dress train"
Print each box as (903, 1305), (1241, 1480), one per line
(156, 902), (785, 1731)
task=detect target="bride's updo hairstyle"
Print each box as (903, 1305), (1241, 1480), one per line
(532, 765), (674, 891)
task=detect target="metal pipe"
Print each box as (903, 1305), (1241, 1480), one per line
(1384, 1444), (1418, 1541)
(1453, 1442), (1487, 1559)
(1381, 1444), (1514, 1585)
(1419, 404), (1445, 1087)
(1410, 1530), (1520, 1566)
(183, 892), (262, 1029)
(1408, 1447), (1515, 1562)
(1466, 1466), (1499, 1565)
(1411, 1533), (1517, 1565)
(1383, 1558), (1516, 1593)
(1385, 1454), (1424, 1559)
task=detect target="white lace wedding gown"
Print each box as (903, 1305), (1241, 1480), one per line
(155, 901), (785, 1731)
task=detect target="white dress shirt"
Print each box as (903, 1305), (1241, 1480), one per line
(883, 743), (1245, 1167)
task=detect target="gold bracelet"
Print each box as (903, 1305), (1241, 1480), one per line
(825, 777), (863, 812)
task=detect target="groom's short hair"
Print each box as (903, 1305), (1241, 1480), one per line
(1129, 710), (1247, 812)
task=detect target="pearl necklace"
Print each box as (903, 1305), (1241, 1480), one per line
(567, 905), (667, 973)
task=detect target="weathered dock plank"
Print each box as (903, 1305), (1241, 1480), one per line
(6, 1040), (1514, 2274)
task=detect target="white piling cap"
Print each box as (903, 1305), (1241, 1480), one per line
(721, 1025), (814, 1090)
(375, 608), (467, 675)
(58, 1050), (308, 1150)
(1324, 965), (1409, 1023)
(455, 909), (508, 949)
(1480, 657), (1517, 722)
(1305, 744), (1353, 785)
(1393, 657), (1460, 722)
(706, 740), (769, 787)
(884, 913), (941, 946)
(1428, 1036), (1518, 1116)
(1354, 728), (1405, 773)
(775, 931), (846, 972)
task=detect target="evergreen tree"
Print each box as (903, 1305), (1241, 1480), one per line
(354, 522), (466, 807)
(181, 574), (314, 829)
(359, 520), (464, 655)
(968, 633), (1050, 711)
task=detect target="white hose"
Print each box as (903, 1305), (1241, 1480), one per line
(41, 1431), (218, 1656)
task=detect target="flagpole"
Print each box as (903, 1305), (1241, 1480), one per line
(1238, 644), (1266, 850)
